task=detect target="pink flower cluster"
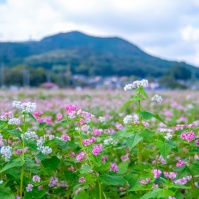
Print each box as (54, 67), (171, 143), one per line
(79, 177), (86, 183)
(110, 163), (118, 172)
(101, 155), (108, 163)
(152, 169), (162, 178)
(92, 144), (104, 156)
(48, 176), (58, 187)
(82, 137), (96, 146)
(181, 131), (195, 142)
(176, 160), (185, 167)
(121, 153), (130, 162)
(76, 152), (85, 162)
(164, 172), (177, 179)
(92, 129), (102, 136)
(174, 177), (187, 185)
(176, 124), (195, 130)
(140, 178), (151, 185)
(61, 134), (70, 141)
(0, 111), (13, 120)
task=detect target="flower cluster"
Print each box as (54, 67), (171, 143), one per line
(181, 131), (195, 142)
(151, 94), (163, 103)
(124, 79), (148, 91)
(92, 144), (104, 156)
(0, 146), (12, 162)
(12, 101), (36, 113)
(110, 163), (118, 172)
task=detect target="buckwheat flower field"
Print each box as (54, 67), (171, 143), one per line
(0, 84), (199, 199)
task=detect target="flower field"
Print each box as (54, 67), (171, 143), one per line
(0, 84), (199, 199)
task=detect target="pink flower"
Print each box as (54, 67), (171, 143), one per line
(32, 175), (41, 182)
(75, 188), (82, 194)
(115, 124), (124, 130)
(196, 140), (199, 146)
(176, 160), (185, 167)
(76, 152), (85, 162)
(92, 129), (102, 136)
(92, 144), (104, 156)
(45, 117), (52, 124)
(79, 177), (86, 183)
(140, 180), (147, 185)
(121, 153), (130, 162)
(61, 134), (70, 141)
(102, 155), (108, 163)
(175, 177), (187, 185)
(168, 197), (176, 199)
(37, 118), (43, 123)
(65, 104), (77, 114)
(26, 184), (33, 192)
(152, 169), (162, 178)
(110, 163), (118, 172)
(33, 111), (41, 119)
(56, 113), (63, 121)
(48, 176), (58, 187)
(181, 131), (195, 142)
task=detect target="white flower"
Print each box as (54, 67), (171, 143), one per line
(99, 116), (106, 122)
(124, 84), (134, 91)
(12, 101), (22, 109)
(0, 146), (12, 162)
(8, 118), (21, 125)
(0, 180), (3, 184)
(12, 101), (36, 113)
(40, 146), (52, 154)
(164, 133), (173, 140)
(132, 79), (148, 89)
(151, 94), (163, 103)
(23, 131), (37, 140)
(159, 128), (173, 134)
(123, 115), (133, 124)
(36, 140), (44, 150)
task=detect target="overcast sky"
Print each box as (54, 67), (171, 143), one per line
(0, 0), (199, 66)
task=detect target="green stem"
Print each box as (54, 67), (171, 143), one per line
(20, 114), (26, 198)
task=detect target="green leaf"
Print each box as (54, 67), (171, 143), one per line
(74, 190), (89, 199)
(140, 188), (174, 199)
(80, 165), (92, 174)
(118, 162), (128, 175)
(0, 187), (15, 199)
(126, 133), (143, 149)
(1, 157), (24, 173)
(0, 121), (7, 128)
(139, 129), (154, 139)
(120, 95), (145, 111)
(41, 156), (60, 171)
(6, 129), (22, 140)
(137, 87), (148, 99)
(139, 111), (166, 124)
(160, 142), (172, 160)
(124, 173), (139, 189)
(28, 113), (37, 121)
(99, 174), (125, 186)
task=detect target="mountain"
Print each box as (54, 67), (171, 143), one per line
(0, 31), (198, 77)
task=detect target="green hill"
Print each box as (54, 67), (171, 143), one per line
(0, 31), (198, 77)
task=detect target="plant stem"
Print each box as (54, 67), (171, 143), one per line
(20, 115), (26, 198)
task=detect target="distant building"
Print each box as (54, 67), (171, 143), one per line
(40, 82), (59, 89)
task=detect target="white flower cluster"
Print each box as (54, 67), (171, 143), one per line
(124, 79), (148, 91)
(151, 94), (163, 103)
(99, 116), (106, 122)
(159, 128), (173, 140)
(40, 146), (52, 155)
(12, 101), (37, 113)
(104, 137), (118, 145)
(36, 139), (52, 155)
(22, 131), (38, 140)
(0, 146), (12, 162)
(123, 114), (139, 124)
(8, 118), (21, 125)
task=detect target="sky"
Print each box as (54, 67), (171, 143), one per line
(0, 0), (199, 66)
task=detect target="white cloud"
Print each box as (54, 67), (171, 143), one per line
(0, 0), (199, 66)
